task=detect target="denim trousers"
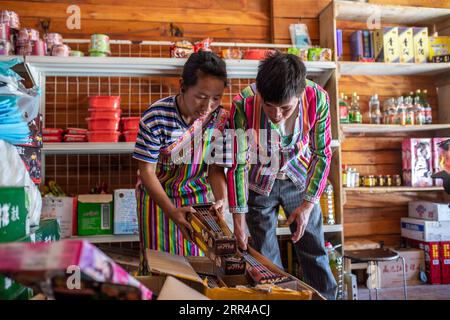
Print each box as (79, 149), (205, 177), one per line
(246, 178), (337, 300)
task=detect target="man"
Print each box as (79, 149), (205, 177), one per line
(227, 52), (337, 299)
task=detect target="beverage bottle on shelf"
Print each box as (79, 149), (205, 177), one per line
(320, 181), (335, 225)
(342, 164), (348, 187)
(346, 167), (353, 188)
(396, 96), (406, 125)
(422, 89), (433, 124)
(349, 92), (362, 124)
(325, 242), (343, 300)
(404, 92), (415, 125)
(369, 94), (381, 124)
(414, 89), (425, 125)
(339, 92), (349, 124)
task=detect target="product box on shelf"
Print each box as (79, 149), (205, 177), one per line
(404, 238), (441, 284)
(113, 189), (138, 235)
(377, 247), (424, 288)
(432, 137), (450, 187)
(402, 138), (433, 187)
(408, 201), (450, 222)
(441, 241), (450, 284)
(398, 27), (414, 63)
(428, 36), (450, 62)
(77, 194), (113, 236)
(14, 145), (41, 185)
(0, 187), (29, 243)
(413, 27), (429, 63)
(41, 196), (77, 238)
(401, 217), (450, 242)
(373, 27), (400, 63)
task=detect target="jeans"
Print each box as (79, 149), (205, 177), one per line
(246, 178), (337, 300)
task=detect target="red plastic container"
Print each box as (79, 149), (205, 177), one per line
(64, 134), (87, 142)
(88, 96), (121, 110)
(88, 108), (121, 119)
(87, 131), (120, 142)
(86, 118), (120, 131)
(66, 128), (88, 135)
(43, 128), (64, 136)
(243, 49), (275, 60)
(43, 135), (63, 143)
(123, 130), (138, 142)
(121, 117), (140, 131)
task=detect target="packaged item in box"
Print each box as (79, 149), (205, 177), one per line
(413, 27), (429, 63)
(41, 196), (77, 238)
(398, 27), (414, 63)
(409, 201), (450, 221)
(404, 238), (441, 284)
(0, 10), (20, 30)
(373, 27), (400, 63)
(0, 187), (29, 243)
(432, 138), (450, 186)
(0, 240), (153, 300)
(362, 30), (374, 61)
(44, 32), (63, 55)
(243, 49), (275, 60)
(401, 217), (450, 242)
(287, 47), (308, 61)
(221, 48), (243, 60)
(350, 30), (363, 61)
(63, 134), (87, 142)
(17, 28), (39, 42)
(42, 135), (62, 143)
(336, 29), (343, 60)
(289, 24), (311, 49)
(432, 54), (450, 63)
(43, 128), (64, 136)
(429, 36), (450, 61)
(0, 40), (13, 56)
(89, 34), (111, 55)
(307, 48), (332, 61)
(170, 41), (194, 58)
(14, 145), (41, 185)
(441, 241), (450, 284)
(113, 189), (138, 235)
(402, 138), (433, 187)
(78, 194), (113, 236)
(0, 22), (10, 41)
(66, 127), (88, 135)
(51, 44), (70, 57)
(377, 248), (424, 288)
(194, 38), (212, 53)
(15, 42), (33, 56)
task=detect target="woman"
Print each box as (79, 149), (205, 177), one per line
(133, 51), (229, 274)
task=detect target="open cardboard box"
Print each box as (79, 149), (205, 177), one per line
(138, 247), (325, 300)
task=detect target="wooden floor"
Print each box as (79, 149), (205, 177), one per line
(357, 284), (450, 300)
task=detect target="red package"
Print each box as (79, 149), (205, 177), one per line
(64, 134), (88, 142)
(87, 131), (120, 143)
(194, 38), (213, 53)
(43, 128), (64, 136)
(66, 128), (88, 135)
(43, 135), (63, 143)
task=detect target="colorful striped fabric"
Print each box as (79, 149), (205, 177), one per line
(227, 80), (332, 214)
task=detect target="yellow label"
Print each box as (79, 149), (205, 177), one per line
(383, 27), (400, 63)
(398, 27), (414, 63)
(429, 36), (450, 60)
(413, 27), (429, 63)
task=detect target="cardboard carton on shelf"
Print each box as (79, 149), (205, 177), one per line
(41, 196), (77, 238)
(432, 137), (450, 187)
(78, 194), (113, 236)
(401, 217), (450, 242)
(408, 201), (450, 222)
(0, 187), (30, 243)
(113, 189), (138, 235)
(404, 238), (442, 285)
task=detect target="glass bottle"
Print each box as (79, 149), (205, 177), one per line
(414, 89), (425, 125)
(422, 89), (433, 124)
(325, 242), (343, 300)
(339, 92), (349, 124)
(320, 181), (335, 225)
(369, 94), (381, 124)
(405, 92), (415, 125)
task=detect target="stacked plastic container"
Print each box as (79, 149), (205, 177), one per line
(87, 96), (121, 142)
(121, 117), (140, 142)
(0, 10), (19, 56)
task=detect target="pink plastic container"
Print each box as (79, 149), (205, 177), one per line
(0, 22), (10, 41)
(89, 96), (121, 110)
(121, 117), (140, 131)
(86, 118), (120, 131)
(32, 39), (46, 56)
(88, 108), (121, 119)
(18, 28), (39, 42)
(87, 131), (120, 142)
(51, 44), (70, 57)
(123, 130), (138, 142)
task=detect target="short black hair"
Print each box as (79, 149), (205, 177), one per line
(181, 51), (227, 88)
(256, 51), (307, 104)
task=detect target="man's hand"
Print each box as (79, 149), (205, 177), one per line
(210, 199), (225, 218)
(168, 206), (195, 242)
(233, 213), (248, 251)
(286, 201), (314, 243)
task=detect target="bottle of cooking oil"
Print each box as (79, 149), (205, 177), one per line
(320, 180), (335, 225)
(325, 242), (343, 300)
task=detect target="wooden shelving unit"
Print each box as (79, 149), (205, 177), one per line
(319, 1), (450, 256)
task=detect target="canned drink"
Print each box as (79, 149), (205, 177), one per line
(52, 44), (70, 57)
(394, 174), (402, 187)
(386, 175), (393, 187)
(44, 32), (63, 55)
(360, 175), (365, 187)
(0, 11), (20, 30)
(89, 34), (110, 54)
(378, 175), (386, 187)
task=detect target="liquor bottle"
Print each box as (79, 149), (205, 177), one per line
(369, 94), (381, 124)
(339, 92), (349, 124)
(414, 89), (425, 125)
(349, 93), (363, 124)
(405, 92), (415, 125)
(396, 96), (406, 125)
(422, 89), (433, 124)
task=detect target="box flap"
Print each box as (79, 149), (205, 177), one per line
(145, 249), (203, 284)
(78, 194), (113, 203)
(157, 276), (209, 300)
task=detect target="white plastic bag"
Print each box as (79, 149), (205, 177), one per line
(0, 139), (42, 226)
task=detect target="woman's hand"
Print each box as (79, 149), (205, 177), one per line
(167, 206), (195, 242)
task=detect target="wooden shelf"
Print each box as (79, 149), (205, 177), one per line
(70, 234), (139, 243)
(344, 186), (444, 193)
(341, 124), (450, 134)
(339, 62), (450, 77)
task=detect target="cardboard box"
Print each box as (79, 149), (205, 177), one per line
(137, 275), (209, 300)
(401, 217), (450, 242)
(404, 239), (441, 284)
(408, 201), (450, 222)
(398, 27), (414, 63)
(78, 194), (113, 236)
(0, 240), (153, 300)
(145, 248), (321, 300)
(413, 27), (429, 63)
(441, 241), (450, 284)
(14, 145), (41, 185)
(377, 248), (424, 288)
(0, 187), (29, 243)
(41, 196), (77, 238)
(402, 138), (433, 187)
(373, 27), (400, 63)
(113, 189), (138, 235)
(429, 36), (450, 61)
(432, 137), (450, 187)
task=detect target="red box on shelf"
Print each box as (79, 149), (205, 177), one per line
(43, 128), (64, 136)
(66, 128), (88, 136)
(87, 131), (120, 142)
(43, 135), (63, 143)
(441, 241), (450, 284)
(432, 137), (450, 187)
(121, 117), (140, 131)
(88, 96), (121, 110)
(64, 134), (87, 143)
(123, 130), (138, 142)
(404, 238), (441, 284)
(87, 118), (120, 131)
